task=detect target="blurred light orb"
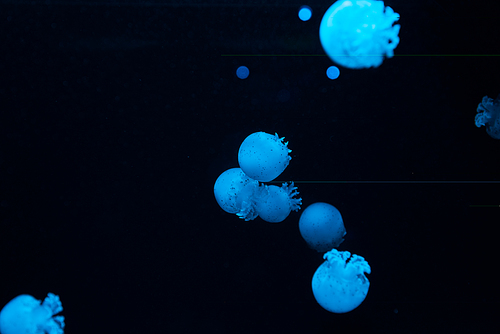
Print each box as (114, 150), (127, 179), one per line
(298, 6), (312, 21)
(236, 66), (250, 79)
(326, 66), (340, 79)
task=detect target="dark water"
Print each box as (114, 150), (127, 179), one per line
(1, 1), (498, 333)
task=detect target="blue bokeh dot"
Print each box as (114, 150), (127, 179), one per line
(236, 66), (250, 79)
(326, 66), (340, 80)
(298, 6), (312, 21)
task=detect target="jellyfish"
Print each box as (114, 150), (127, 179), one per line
(312, 249), (370, 313)
(299, 202), (346, 252)
(475, 94), (500, 139)
(254, 182), (302, 223)
(319, 0), (401, 69)
(238, 132), (292, 182)
(214, 167), (260, 221)
(214, 169), (302, 222)
(0, 293), (65, 334)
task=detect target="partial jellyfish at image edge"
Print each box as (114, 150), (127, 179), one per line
(0, 293), (65, 334)
(475, 94), (500, 139)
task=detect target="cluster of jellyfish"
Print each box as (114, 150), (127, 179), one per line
(0, 0), (404, 328)
(214, 131), (371, 313)
(214, 131), (302, 223)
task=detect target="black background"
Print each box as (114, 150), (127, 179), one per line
(0, 0), (498, 333)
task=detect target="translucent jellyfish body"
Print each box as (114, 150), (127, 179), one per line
(475, 94), (500, 139)
(299, 202), (346, 252)
(0, 293), (65, 334)
(214, 168), (260, 221)
(238, 132), (292, 182)
(312, 249), (371, 313)
(214, 168), (302, 222)
(255, 182), (302, 223)
(319, 0), (401, 69)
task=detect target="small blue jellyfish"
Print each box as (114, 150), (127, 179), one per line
(475, 94), (500, 139)
(214, 168), (260, 221)
(238, 132), (292, 182)
(299, 202), (346, 252)
(319, 0), (401, 69)
(254, 182), (302, 223)
(0, 293), (65, 334)
(312, 249), (370, 313)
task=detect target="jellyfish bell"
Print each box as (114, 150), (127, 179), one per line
(299, 202), (346, 252)
(312, 249), (371, 313)
(255, 182), (302, 223)
(319, 0), (401, 69)
(238, 132), (292, 182)
(214, 168), (259, 221)
(0, 293), (65, 334)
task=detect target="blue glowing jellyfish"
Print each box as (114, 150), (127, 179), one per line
(319, 0), (401, 69)
(299, 202), (346, 252)
(475, 94), (500, 139)
(238, 132), (292, 182)
(0, 293), (65, 334)
(255, 182), (302, 223)
(214, 167), (260, 221)
(312, 249), (370, 313)
(215, 132), (301, 222)
(214, 169), (302, 222)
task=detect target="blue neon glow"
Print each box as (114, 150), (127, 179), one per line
(298, 6), (312, 21)
(238, 132), (291, 182)
(236, 66), (249, 79)
(0, 293), (65, 334)
(326, 66), (340, 79)
(319, 0), (401, 69)
(312, 249), (371, 313)
(299, 202), (346, 252)
(214, 132), (301, 223)
(475, 94), (500, 139)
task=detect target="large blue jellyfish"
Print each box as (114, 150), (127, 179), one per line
(0, 293), (65, 334)
(312, 249), (370, 313)
(475, 94), (500, 139)
(238, 132), (291, 182)
(299, 202), (346, 252)
(319, 0), (401, 69)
